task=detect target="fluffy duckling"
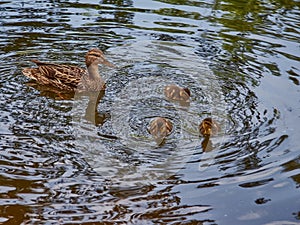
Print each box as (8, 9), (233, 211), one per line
(199, 118), (220, 137)
(148, 117), (173, 145)
(164, 84), (191, 103)
(22, 48), (114, 92)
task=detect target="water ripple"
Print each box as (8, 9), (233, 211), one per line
(0, 0), (299, 224)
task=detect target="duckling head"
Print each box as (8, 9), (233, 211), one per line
(183, 87), (191, 97)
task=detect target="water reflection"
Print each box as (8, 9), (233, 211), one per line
(25, 81), (76, 100)
(83, 90), (110, 126)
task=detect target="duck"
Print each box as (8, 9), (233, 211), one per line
(199, 117), (220, 137)
(148, 117), (173, 145)
(164, 84), (191, 103)
(22, 48), (114, 92)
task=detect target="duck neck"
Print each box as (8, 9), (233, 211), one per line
(87, 64), (102, 80)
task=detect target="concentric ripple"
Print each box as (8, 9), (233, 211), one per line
(72, 41), (228, 186)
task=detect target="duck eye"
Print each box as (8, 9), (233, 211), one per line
(89, 53), (102, 58)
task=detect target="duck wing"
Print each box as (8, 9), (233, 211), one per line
(22, 60), (86, 91)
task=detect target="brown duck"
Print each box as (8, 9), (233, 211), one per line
(164, 84), (191, 103)
(199, 118), (220, 137)
(149, 117), (173, 145)
(22, 48), (114, 92)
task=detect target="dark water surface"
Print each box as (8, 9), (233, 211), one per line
(0, 0), (300, 224)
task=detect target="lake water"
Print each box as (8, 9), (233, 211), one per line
(0, 0), (299, 224)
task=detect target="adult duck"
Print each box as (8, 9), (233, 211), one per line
(22, 48), (114, 92)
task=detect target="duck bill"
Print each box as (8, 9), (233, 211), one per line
(103, 59), (115, 67)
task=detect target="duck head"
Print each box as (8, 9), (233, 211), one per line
(85, 48), (114, 68)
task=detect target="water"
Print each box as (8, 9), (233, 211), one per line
(0, 0), (299, 224)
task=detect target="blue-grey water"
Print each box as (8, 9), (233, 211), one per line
(0, 0), (299, 224)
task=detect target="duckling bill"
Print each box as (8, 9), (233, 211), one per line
(148, 117), (173, 145)
(199, 118), (220, 137)
(164, 84), (191, 103)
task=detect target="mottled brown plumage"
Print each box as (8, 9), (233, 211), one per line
(149, 117), (173, 145)
(199, 118), (220, 137)
(164, 84), (190, 103)
(22, 48), (113, 92)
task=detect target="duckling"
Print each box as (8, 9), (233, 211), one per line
(164, 84), (191, 103)
(22, 48), (114, 92)
(199, 117), (220, 137)
(148, 117), (173, 145)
